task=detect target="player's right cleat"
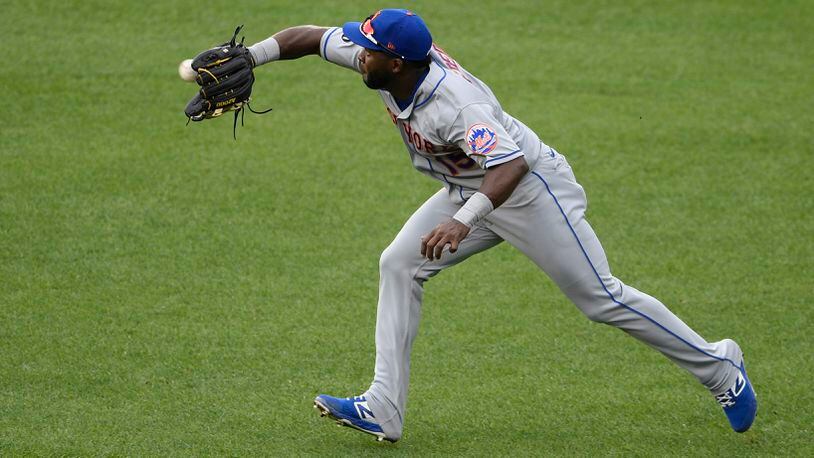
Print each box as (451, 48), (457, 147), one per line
(715, 361), (757, 433)
(313, 394), (396, 442)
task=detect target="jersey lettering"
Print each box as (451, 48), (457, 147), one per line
(385, 101), (479, 176)
(386, 107), (397, 124)
(433, 44), (458, 70)
(400, 119), (435, 155)
(423, 138), (433, 153)
(432, 44), (471, 82)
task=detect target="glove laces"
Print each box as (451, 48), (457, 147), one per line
(230, 25), (273, 139)
(230, 102), (273, 139)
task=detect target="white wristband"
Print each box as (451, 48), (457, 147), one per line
(452, 192), (494, 228)
(248, 36), (281, 66)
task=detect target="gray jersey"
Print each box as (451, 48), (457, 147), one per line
(320, 27), (551, 201)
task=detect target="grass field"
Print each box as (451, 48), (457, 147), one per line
(2, 0), (812, 455)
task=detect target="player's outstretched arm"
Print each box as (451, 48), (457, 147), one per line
(249, 26), (329, 65)
(421, 157), (529, 261)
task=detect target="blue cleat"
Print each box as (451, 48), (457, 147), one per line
(715, 361), (757, 432)
(314, 394), (395, 442)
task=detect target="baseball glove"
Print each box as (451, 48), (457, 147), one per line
(184, 25), (271, 137)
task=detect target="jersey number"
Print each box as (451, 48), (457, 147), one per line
(436, 150), (477, 176)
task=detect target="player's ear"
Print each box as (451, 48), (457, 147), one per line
(391, 57), (405, 74)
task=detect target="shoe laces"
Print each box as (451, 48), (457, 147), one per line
(716, 391), (736, 408)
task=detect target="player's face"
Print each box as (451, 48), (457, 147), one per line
(359, 49), (397, 90)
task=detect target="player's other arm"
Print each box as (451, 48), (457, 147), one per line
(478, 157), (529, 208)
(421, 157), (528, 261)
(422, 103), (530, 261)
(250, 26), (361, 72)
(249, 26), (328, 63)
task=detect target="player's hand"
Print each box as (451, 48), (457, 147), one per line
(420, 219), (471, 261)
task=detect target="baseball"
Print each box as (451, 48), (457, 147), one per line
(178, 58), (196, 82)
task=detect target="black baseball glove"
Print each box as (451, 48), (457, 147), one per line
(184, 25), (271, 137)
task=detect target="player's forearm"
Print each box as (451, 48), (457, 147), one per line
(479, 157), (530, 208)
(249, 26), (328, 65)
(275, 26), (329, 59)
(452, 157), (528, 228)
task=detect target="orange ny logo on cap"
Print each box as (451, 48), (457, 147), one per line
(362, 10), (382, 35)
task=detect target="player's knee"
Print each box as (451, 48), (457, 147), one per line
(379, 245), (414, 277)
(581, 305), (612, 323)
(562, 280), (620, 323)
(379, 244), (435, 283)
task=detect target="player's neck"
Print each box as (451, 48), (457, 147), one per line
(387, 67), (428, 101)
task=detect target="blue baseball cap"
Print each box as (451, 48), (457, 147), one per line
(342, 9), (432, 61)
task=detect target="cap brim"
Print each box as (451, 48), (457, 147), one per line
(342, 21), (389, 54)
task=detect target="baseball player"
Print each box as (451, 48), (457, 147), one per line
(246, 9), (757, 442)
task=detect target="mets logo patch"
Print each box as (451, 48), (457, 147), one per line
(466, 123), (498, 156)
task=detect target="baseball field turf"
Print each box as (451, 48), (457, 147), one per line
(2, 0), (812, 455)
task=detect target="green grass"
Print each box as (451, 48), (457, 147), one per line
(1, 0), (812, 455)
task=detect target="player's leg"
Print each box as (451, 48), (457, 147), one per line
(316, 188), (502, 441)
(485, 150), (755, 430)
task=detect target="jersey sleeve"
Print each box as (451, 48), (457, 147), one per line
(319, 27), (362, 73)
(446, 103), (524, 169)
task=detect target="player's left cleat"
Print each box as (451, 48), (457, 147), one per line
(715, 361), (757, 433)
(314, 394), (396, 442)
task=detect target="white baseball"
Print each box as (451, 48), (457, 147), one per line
(178, 58), (196, 82)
